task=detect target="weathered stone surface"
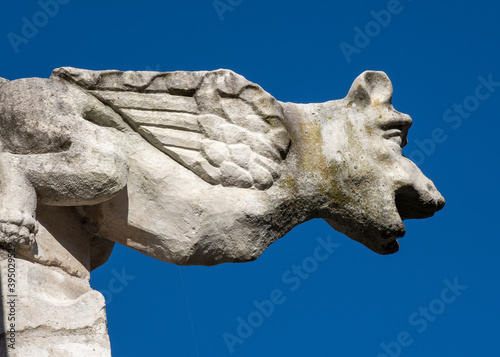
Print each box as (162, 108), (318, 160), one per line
(9, 334), (111, 357)
(3, 261), (105, 332)
(0, 67), (446, 260)
(249, 161), (274, 190)
(0, 68), (446, 356)
(0, 228), (111, 356)
(201, 139), (230, 167)
(0, 204), (112, 356)
(92, 90), (201, 113)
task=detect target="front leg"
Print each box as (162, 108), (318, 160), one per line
(0, 152), (37, 247)
(0, 77), (129, 249)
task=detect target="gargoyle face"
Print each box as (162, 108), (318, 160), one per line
(318, 71), (445, 254)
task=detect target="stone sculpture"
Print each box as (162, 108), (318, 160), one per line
(0, 68), (445, 356)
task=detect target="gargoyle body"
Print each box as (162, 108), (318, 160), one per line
(0, 68), (444, 266)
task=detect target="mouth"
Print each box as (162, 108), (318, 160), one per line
(395, 185), (446, 220)
(373, 184), (445, 255)
(378, 239), (400, 254)
(371, 220), (406, 255)
(324, 179), (445, 256)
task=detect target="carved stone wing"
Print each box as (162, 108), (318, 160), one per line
(52, 67), (290, 190)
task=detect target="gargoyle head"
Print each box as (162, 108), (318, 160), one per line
(285, 71), (445, 254)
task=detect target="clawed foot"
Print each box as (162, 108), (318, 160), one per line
(0, 209), (37, 247)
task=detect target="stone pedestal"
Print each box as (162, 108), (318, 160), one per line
(0, 206), (113, 357)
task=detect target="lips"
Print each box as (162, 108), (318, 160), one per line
(379, 239), (400, 254)
(374, 216), (407, 254)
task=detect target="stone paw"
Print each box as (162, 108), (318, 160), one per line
(0, 222), (36, 246)
(0, 210), (38, 247)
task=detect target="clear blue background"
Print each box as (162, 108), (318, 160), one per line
(1, 0), (499, 356)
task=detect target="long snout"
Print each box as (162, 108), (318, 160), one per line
(395, 159), (445, 220)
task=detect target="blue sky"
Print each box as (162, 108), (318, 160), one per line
(1, 0), (499, 356)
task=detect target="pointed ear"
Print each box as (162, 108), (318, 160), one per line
(345, 71), (393, 106)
